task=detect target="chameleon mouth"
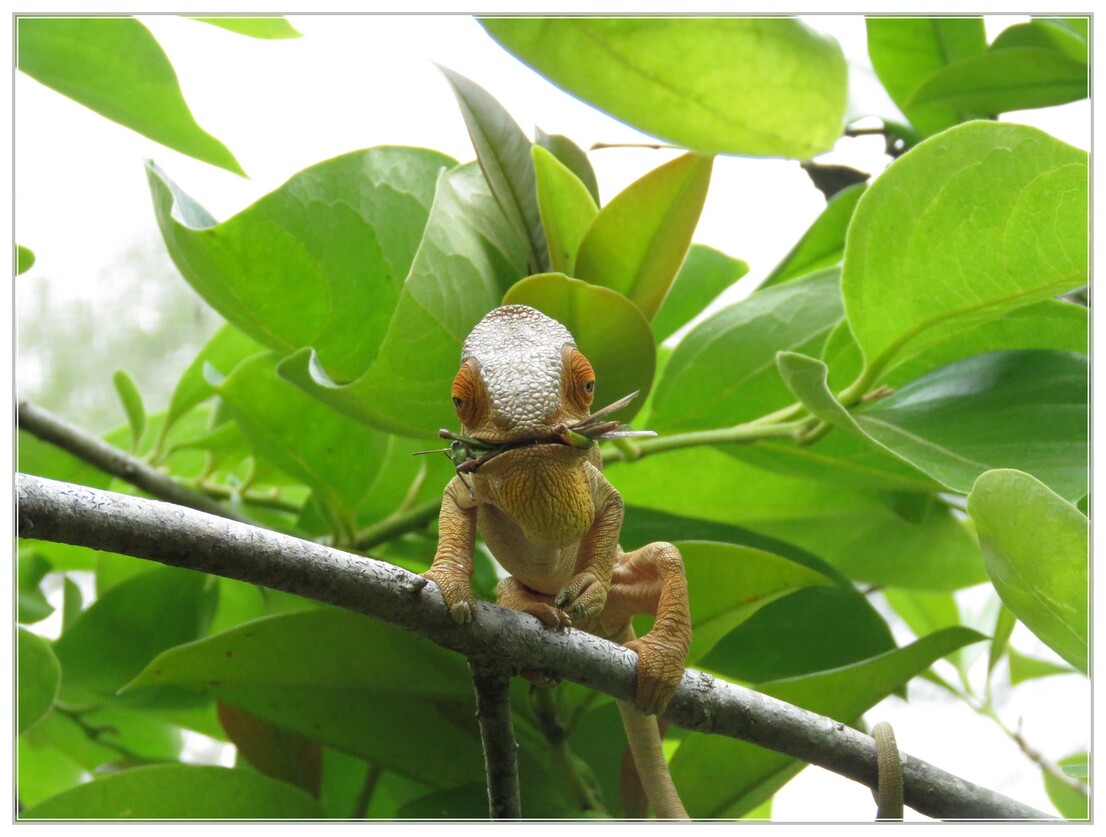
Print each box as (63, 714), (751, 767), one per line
(416, 391), (656, 475)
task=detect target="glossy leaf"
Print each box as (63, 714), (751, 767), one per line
(112, 369), (146, 452)
(277, 163), (529, 436)
(608, 447), (984, 590)
(128, 609), (486, 786)
(671, 627), (984, 816)
(780, 350), (1088, 502)
(907, 47), (1087, 115)
(217, 703), (322, 797)
(189, 16), (302, 39)
(650, 268), (842, 432)
(1008, 647), (1076, 685)
(481, 18), (847, 158)
(993, 19), (1087, 62)
(147, 146), (454, 382)
(842, 121), (1087, 373)
(968, 469), (1088, 672)
(574, 152), (712, 320)
(531, 145), (597, 275)
(17, 736), (85, 810)
(18, 628), (60, 734)
(866, 17), (987, 136)
(16, 244), (35, 275)
(22, 764), (324, 819)
(18, 18), (244, 174)
(440, 65), (548, 273)
(760, 182), (865, 287)
(678, 541), (834, 663)
(503, 273), (655, 422)
(651, 244), (748, 345)
(52, 565), (216, 700)
(884, 588), (968, 677)
(1044, 753), (1089, 820)
(535, 127), (599, 204)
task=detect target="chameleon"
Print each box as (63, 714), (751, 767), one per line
(423, 304), (692, 819)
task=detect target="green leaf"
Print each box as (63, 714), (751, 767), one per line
(574, 153), (712, 320)
(276, 162), (529, 436)
(147, 146), (455, 383)
(700, 586), (896, 684)
(906, 47), (1087, 115)
(1007, 646), (1076, 686)
(968, 469), (1088, 672)
(18, 628), (60, 735)
(987, 605), (1017, 678)
(17, 736), (85, 810)
(608, 447), (984, 590)
(17, 429), (113, 490)
(760, 182), (866, 287)
(217, 703), (321, 797)
(678, 541), (835, 663)
(215, 353), (398, 525)
(112, 369), (146, 452)
(823, 298), (1088, 394)
(866, 17), (987, 136)
(531, 145), (597, 275)
(440, 65), (548, 273)
(650, 268), (842, 432)
(127, 609), (486, 787)
(481, 18), (847, 158)
(780, 350), (1088, 502)
(188, 16), (302, 39)
(18, 550), (54, 624)
(651, 244), (748, 345)
(992, 19), (1088, 63)
(22, 764), (325, 818)
(52, 565), (216, 699)
(842, 121), (1087, 375)
(18, 18), (244, 175)
(671, 627), (984, 816)
(1044, 753), (1089, 820)
(884, 588), (970, 679)
(534, 127), (600, 204)
(16, 244), (35, 275)
(502, 273), (655, 422)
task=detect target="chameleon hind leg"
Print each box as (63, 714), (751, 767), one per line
(591, 542), (691, 715)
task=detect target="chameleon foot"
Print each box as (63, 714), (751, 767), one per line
(555, 571), (608, 622)
(625, 634), (686, 716)
(423, 568), (477, 624)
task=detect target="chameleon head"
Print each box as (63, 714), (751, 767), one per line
(452, 305), (595, 443)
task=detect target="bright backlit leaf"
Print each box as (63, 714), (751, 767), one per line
(188, 16), (302, 39)
(531, 145), (597, 275)
(651, 244), (748, 345)
(760, 182), (865, 287)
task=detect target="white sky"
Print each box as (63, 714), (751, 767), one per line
(6, 9), (1098, 827)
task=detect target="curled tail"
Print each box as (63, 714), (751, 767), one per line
(617, 700), (689, 819)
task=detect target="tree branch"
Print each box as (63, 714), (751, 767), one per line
(16, 473), (1051, 821)
(469, 663), (522, 818)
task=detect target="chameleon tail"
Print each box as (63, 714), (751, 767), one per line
(616, 700), (689, 819)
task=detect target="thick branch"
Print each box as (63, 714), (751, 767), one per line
(469, 663), (521, 818)
(16, 474), (1051, 821)
(17, 400), (252, 524)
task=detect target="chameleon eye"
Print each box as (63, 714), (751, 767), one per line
(451, 363), (480, 425)
(567, 349), (596, 410)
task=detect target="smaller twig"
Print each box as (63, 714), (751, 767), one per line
(1011, 719), (1089, 798)
(17, 400), (252, 524)
(353, 499), (440, 551)
(194, 482), (304, 515)
(469, 663), (521, 819)
(590, 141), (679, 151)
(352, 764), (383, 819)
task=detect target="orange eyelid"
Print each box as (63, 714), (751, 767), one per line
(567, 349), (596, 409)
(451, 363), (479, 424)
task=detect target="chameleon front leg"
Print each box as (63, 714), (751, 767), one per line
(423, 476), (479, 624)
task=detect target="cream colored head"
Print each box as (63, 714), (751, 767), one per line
(452, 305), (596, 442)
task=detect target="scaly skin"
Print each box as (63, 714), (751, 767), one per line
(423, 305), (692, 819)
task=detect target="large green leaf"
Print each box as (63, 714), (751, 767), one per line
(968, 469), (1087, 672)
(502, 273), (655, 422)
(440, 65), (548, 273)
(651, 244), (748, 345)
(18, 628), (60, 735)
(671, 627), (984, 816)
(678, 541), (834, 663)
(649, 268), (843, 432)
(17, 736), (85, 810)
(760, 182), (866, 288)
(534, 127), (600, 204)
(608, 447), (984, 590)
(127, 609), (486, 787)
(188, 16), (302, 39)
(842, 121), (1087, 375)
(18, 18), (244, 174)
(779, 350), (1088, 502)
(481, 18), (847, 158)
(147, 147), (454, 382)
(531, 145), (597, 276)
(866, 17), (988, 137)
(993, 19), (1088, 62)
(277, 162), (529, 436)
(575, 153), (712, 320)
(22, 764), (324, 819)
(906, 47), (1088, 115)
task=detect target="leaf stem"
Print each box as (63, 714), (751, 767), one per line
(353, 499), (440, 551)
(602, 418), (807, 464)
(352, 763), (383, 818)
